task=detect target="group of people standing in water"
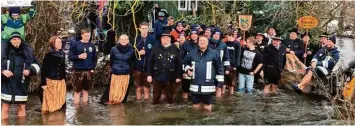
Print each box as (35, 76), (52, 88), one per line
(2, 8), (355, 120)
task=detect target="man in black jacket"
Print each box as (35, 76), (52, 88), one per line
(262, 37), (287, 95)
(147, 30), (182, 104)
(283, 28), (304, 72)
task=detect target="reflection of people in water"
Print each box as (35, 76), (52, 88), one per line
(108, 104), (126, 125)
(41, 112), (66, 125)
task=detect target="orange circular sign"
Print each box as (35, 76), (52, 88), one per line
(298, 16), (318, 29)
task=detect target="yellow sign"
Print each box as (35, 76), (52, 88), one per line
(238, 15), (253, 31)
(298, 16), (318, 29)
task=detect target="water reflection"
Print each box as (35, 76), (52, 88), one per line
(42, 112), (65, 125)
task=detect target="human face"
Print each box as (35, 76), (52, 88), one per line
(212, 33), (220, 40)
(54, 38), (62, 50)
(227, 35), (235, 42)
(256, 34), (263, 42)
(191, 33), (199, 41)
(119, 35), (129, 46)
(161, 36), (171, 47)
(198, 37), (209, 49)
(81, 32), (91, 42)
(11, 14), (20, 20)
(178, 36), (185, 43)
(176, 25), (184, 32)
(302, 36), (310, 44)
(10, 37), (21, 48)
(327, 40), (334, 49)
(204, 30), (212, 38)
(320, 37), (328, 45)
(168, 19), (174, 25)
(272, 39), (281, 47)
(139, 25), (149, 36)
(246, 39), (254, 48)
(289, 32), (298, 40)
(268, 28), (276, 36)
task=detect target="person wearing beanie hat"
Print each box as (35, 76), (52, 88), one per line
(292, 35), (339, 94)
(179, 28), (200, 100)
(2, 32), (41, 119)
(283, 28), (305, 72)
(1, 3), (36, 43)
(204, 27), (214, 38)
(262, 36), (287, 95)
(147, 29), (182, 104)
(199, 24), (207, 34)
(170, 21), (186, 42)
(174, 34), (186, 49)
(209, 27), (230, 97)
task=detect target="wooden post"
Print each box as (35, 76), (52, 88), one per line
(303, 28), (309, 64)
(243, 31), (246, 45)
(192, 2), (196, 18)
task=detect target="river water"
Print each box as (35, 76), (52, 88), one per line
(2, 38), (354, 125)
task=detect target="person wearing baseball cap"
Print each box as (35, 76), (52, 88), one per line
(262, 36), (287, 95)
(292, 36), (339, 94)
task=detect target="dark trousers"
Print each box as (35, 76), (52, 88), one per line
(153, 81), (175, 104)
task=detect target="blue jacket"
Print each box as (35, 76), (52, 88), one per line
(110, 44), (135, 75)
(134, 34), (158, 72)
(154, 19), (167, 38)
(69, 41), (97, 71)
(226, 40), (241, 69)
(312, 47), (340, 73)
(1, 42), (41, 104)
(180, 40), (198, 79)
(209, 39), (231, 70)
(184, 48), (224, 94)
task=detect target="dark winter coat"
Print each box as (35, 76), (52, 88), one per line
(183, 47), (224, 94)
(110, 44), (135, 75)
(225, 40), (241, 69)
(147, 44), (182, 82)
(282, 38), (304, 61)
(263, 44), (287, 78)
(311, 47), (340, 73)
(1, 42), (41, 104)
(41, 49), (66, 86)
(209, 39), (231, 70)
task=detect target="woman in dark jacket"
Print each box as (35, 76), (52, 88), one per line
(1, 32), (41, 119)
(40, 36), (66, 113)
(101, 34), (135, 104)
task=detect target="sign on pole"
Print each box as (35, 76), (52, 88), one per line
(298, 16), (318, 64)
(297, 16), (318, 29)
(238, 15), (253, 31)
